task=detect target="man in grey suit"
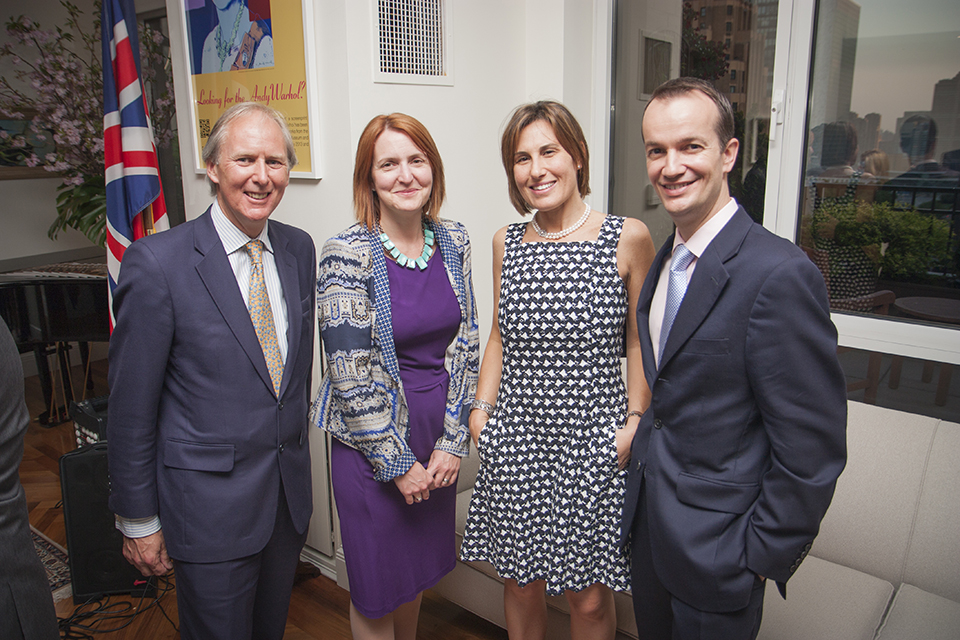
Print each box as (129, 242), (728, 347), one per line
(108, 102), (315, 640)
(622, 78), (847, 639)
(1, 316), (59, 640)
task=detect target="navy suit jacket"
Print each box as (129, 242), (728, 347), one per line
(108, 209), (316, 564)
(621, 207), (847, 612)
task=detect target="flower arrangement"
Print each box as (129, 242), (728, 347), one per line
(0, 0), (176, 246)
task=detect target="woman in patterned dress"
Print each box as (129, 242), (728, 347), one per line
(312, 114), (479, 640)
(460, 101), (655, 639)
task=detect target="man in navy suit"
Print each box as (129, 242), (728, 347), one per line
(622, 78), (847, 639)
(108, 102), (315, 640)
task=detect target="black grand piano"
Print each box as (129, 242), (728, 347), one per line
(0, 262), (109, 425)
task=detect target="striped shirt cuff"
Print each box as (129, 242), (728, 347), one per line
(115, 514), (162, 538)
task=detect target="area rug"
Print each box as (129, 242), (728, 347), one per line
(31, 526), (72, 603)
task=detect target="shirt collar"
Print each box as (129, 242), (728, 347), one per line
(211, 199), (273, 256)
(672, 198), (738, 259)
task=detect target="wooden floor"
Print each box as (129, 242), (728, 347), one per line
(20, 357), (507, 639)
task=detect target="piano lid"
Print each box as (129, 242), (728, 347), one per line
(0, 261), (109, 345)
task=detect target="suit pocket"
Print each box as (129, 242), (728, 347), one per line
(164, 439), (235, 473)
(676, 472), (760, 514)
(684, 338), (729, 355)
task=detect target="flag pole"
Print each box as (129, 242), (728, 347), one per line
(144, 202), (156, 235)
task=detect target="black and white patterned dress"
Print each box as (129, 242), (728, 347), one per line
(460, 215), (631, 595)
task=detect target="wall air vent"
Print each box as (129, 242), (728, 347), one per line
(374, 0), (453, 86)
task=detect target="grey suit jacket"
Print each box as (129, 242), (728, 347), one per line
(0, 317), (59, 639)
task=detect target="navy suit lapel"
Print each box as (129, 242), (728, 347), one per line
(270, 223), (301, 398)
(657, 208), (752, 369)
(638, 237), (673, 385)
(193, 210), (277, 396)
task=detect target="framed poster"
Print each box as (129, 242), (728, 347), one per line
(178, 0), (320, 178)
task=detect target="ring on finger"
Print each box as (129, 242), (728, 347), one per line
(442, 477), (449, 484)
(415, 496), (422, 502)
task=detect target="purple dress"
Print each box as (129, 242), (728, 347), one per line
(330, 247), (461, 618)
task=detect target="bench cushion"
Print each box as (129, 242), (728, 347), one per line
(901, 420), (960, 602)
(813, 404), (937, 586)
(758, 555), (892, 640)
(877, 584), (960, 640)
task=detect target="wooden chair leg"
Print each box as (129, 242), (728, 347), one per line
(936, 364), (953, 407)
(863, 352), (883, 405)
(889, 356), (903, 389)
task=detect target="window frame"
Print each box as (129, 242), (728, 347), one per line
(764, 0), (960, 367)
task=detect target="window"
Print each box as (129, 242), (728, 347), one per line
(731, 69), (737, 80)
(727, 5), (733, 15)
(726, 21), (733, 33)
(780, 0), (960, 421)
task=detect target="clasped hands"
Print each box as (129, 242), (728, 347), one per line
(393, 450), (460, 505)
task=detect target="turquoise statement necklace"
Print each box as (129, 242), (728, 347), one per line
(379, 224), (434, 270)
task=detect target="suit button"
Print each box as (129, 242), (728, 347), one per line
(654, 419), (663, 429)
(279, 443), (285, 453)
(278, 401), (285, 410)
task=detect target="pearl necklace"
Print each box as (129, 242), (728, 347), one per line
(531, 202), (591, 240)
(378, 224), (435, 270)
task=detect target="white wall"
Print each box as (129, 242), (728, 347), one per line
(164, 0), (611, 565)
(0, 0), (102, 268)
(166, 1), (612, 336)
(0, 178), (100, 265)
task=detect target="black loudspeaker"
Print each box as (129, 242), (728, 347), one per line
(59, 442), (155, 603)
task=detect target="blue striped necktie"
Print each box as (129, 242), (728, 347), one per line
(658, 243), (695, 364)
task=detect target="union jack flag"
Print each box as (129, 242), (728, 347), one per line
(102, 0), (169, 330)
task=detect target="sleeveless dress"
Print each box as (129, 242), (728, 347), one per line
(460, 215), (631, 595)
(331, 247), (461, 618)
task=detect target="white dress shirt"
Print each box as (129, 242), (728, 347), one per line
(649, 198), (739, 364)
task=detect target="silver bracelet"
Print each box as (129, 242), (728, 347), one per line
(621, 410), (644, 428)
(471, 398), (496, 416)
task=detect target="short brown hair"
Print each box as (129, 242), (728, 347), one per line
(202, 102), (298, 196)
(353, 113), (446, 229)
(500, 101), (590, 216)
(647, 77), (735, 148)
(821, 121), (859, 167)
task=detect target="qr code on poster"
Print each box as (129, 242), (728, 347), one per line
(199, 119), (211, 138)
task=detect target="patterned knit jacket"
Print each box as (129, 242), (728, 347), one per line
(310, 219), (479, 481)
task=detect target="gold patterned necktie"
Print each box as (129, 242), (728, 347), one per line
(244, 240), (283, 394)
